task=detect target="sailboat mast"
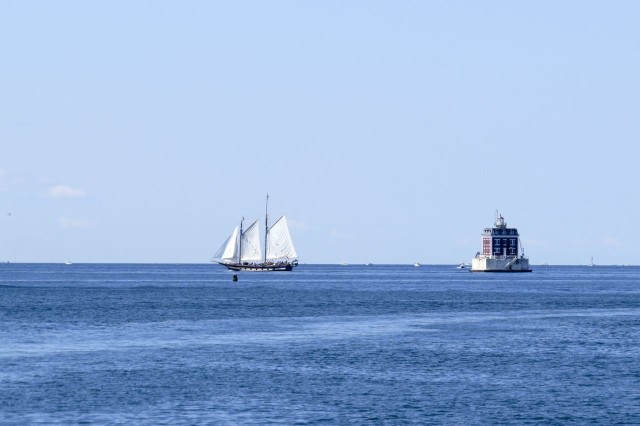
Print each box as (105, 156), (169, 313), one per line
(264, 194), (269, 264)
(239, 217), (244, 264)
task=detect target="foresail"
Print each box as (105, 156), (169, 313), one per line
(214, 225), (239, 262)
(266, 215), (298, 261)
(240, 219), (262, 262)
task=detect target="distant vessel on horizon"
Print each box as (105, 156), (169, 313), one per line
(588, 256), (595, 267)
(470, 212), (532, 273)
(213, 196), (298, 272)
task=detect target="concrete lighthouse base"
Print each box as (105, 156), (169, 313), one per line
(471, 257), (532, 272)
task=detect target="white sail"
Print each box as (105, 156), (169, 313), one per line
(240, 219), (262, 262)
(266, 215), (297, 261)
(214, 225), (239, 262)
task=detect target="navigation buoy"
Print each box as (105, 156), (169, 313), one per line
(232, 274), (238, 282)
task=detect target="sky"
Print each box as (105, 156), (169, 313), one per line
(1, 1), (639, 265)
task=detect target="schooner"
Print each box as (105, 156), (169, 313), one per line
(213, 196), (298, 271)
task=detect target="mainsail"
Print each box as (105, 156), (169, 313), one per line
(240, 219), (262, 262)
(266, 216), (297, 261)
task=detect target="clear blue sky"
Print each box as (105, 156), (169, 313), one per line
(1, 1), (639, 265)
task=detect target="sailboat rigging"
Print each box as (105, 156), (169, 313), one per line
(213, 195), (299, 272)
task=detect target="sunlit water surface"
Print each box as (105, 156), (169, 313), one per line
(1, 263), (639, 424)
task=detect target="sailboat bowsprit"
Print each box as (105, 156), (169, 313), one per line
(213, 197), (299, 272)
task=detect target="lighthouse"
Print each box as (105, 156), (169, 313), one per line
(471, 212), (532, 272)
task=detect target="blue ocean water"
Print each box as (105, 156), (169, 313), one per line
(1, 263), (639, 424)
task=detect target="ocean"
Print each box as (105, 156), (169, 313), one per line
(1, 263), (639, 424)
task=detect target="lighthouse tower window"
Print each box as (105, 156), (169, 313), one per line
(493, 238), (501, 255)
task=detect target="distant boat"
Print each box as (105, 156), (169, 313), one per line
(457, 263), (469, 269)
(213, 195), (298, 272)
(588, 257), (595, 267)
(64, 261), (72, 265)
(414, 262), (421, 267)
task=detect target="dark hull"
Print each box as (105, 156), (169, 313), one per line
(221, 262), (296, 272)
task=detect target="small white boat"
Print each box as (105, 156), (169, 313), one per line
(64, 261), (72, 265)
(414, 262), (421, 267)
